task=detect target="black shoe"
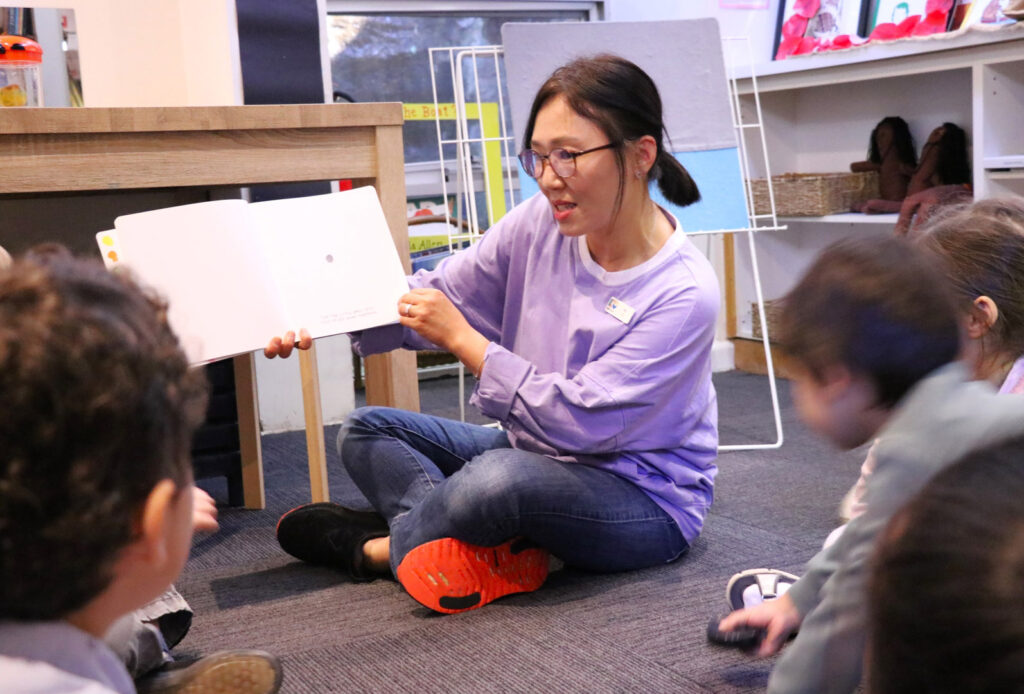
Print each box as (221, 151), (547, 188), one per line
(135, 650), (282, 694)
(154, 609), (192, 651)
(276, 502), (388, 581)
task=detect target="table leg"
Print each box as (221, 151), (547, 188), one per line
(299, 343), (330, 503)
(233, 353), (266, 509)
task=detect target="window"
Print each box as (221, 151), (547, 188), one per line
(326, 2), (598, 166)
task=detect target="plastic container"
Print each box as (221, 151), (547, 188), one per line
(0, 35), (43, 107)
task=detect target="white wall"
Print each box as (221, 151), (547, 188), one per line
(253, 333), (357, 434)
(18, 0), (241, 106)
(604, 0), (782, 66)
(31, 9), (69, 106)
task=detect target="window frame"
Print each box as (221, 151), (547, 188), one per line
(326, 1), (602, 19)
(324, 0), (602, 201)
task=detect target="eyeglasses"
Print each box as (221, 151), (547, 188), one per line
(518, 143), (616, 180)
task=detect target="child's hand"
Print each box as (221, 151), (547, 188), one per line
(264, 328), (312, 359)
(192, 486), (219, 534)
(717, 593), (802, 657)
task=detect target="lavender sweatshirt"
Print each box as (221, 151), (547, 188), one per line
(355, 192), (720, 542)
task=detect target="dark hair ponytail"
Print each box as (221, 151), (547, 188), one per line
(524, 54), (701, 211)
(653, 149), (701, 207)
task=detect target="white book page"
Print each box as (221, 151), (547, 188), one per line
(249, 187), (409, 337)
(113, 199), (290, 365)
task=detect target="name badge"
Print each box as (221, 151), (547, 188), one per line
(605, 297), (635, 324)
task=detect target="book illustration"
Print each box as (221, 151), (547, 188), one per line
(96, 230), (121, 269)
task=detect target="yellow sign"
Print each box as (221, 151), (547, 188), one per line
(404, 102), (507, 223)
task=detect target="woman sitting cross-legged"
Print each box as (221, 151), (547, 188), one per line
(265, 54), (721, 614)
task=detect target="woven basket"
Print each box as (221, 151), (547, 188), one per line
(751, 299), (783, 341)
(749, 171), (879, 217)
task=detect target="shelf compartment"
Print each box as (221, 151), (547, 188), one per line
(986, 169), (1024, 180)
(982, 61), (1024, 162)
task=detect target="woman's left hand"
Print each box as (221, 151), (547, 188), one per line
(398, 288), (488, 376)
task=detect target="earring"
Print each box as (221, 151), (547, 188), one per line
(635, 169), (643, 179)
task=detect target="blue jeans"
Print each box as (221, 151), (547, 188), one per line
(339, 406), (688, 575)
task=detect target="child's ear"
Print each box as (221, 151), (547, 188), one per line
(966, 296), (999, 339)
(134, 479), (179, 568)
(819, 364), (854, 401)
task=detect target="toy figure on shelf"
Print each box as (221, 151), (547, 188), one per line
(856, 121), (971, 215)
(850, 116), (917, 210)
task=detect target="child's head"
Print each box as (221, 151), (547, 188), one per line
(777, 236), (960, 448)
(0, 251), (208, 628)
(867, 434), (1024, 694)
(919, 197), (1024, 381)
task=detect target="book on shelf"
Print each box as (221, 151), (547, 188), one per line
(96, 186), (408, 366)
(409, 217), (475, 252)
(1, 8), (32, 37)
(409, 231), (452, 255)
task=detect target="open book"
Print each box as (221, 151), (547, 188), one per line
(96, 187), (408, 365)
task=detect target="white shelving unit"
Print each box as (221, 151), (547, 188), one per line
(780, 213), (899, 225)
(981, 56), (1024, 198)
(729, 25), (1024, 341)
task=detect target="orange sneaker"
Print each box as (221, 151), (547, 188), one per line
(396, 537), (549, 614)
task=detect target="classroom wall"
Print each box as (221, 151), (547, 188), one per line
(605, 0), (782, 66)
(17, 0), (242, 106)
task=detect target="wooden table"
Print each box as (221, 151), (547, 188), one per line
(0, 103), (421, 508)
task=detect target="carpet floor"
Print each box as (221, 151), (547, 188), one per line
(179, 371), (868, 693)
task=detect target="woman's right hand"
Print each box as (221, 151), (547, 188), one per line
(264, 328), (312, 359)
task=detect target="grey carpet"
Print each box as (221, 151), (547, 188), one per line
(180, 371), (868, 693)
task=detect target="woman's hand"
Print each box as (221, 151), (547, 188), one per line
(264, 328), (312, 359)
(399, 288), (489, 376)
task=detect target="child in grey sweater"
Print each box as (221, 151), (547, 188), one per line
(717, 236), (1024, 694)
